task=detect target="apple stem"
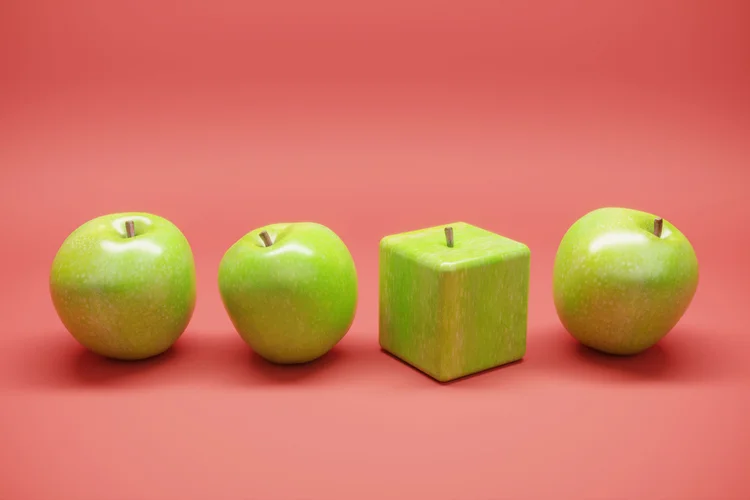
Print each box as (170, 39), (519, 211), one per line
(259, 230), (273, 247)
(125, 220), (136, 238)
(444, 227), (454, 248)
(654, 217), (663, 238)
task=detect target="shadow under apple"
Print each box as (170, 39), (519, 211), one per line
(69, 345), (180, 386)
(13, 330), (391, 390)
(11, 332), (183, 389)
(232, 335), (396, 387)
(530, 325), (735, 384)
(379, 348), (526, 387)
(242, 347), (349, 385)
(13, 326), (734, 391)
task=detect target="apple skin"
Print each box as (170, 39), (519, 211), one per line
(50, 213), (197, 360)
(553, 207), (699, 355)
(218, 222), (358, 364)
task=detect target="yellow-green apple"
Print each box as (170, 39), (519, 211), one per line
(50, 213), (197, 360)
(553, 207), (699, 355)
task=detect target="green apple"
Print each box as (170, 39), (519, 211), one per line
(50, 213), (197, 360)
(218, 222), (358, 364)
(553, 207), (699, 355)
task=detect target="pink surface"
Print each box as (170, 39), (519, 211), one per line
(1, 1), (749, 499)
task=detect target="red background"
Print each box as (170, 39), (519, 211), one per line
(2, 1), (749, 498)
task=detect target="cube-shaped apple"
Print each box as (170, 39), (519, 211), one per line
(379, 222), (530, 382)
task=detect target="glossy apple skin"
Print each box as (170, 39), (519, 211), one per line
(50, 213), (196, 360)
(218, 222), (358, 364)
(553, 207), (699, 355)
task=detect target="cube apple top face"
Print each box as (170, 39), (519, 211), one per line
(379, 222), (530, 272)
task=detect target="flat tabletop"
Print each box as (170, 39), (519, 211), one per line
(1, 81), (749, 499)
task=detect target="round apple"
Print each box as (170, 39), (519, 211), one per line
(50, 213), (197, 360)
(218, 222), (358, 364)
(553, 207), (699, 355)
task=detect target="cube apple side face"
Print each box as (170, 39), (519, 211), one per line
(379, 238), (445, 380)
(436, 246), (530, 382)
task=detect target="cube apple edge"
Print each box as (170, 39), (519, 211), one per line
(379, 222), (530, 382)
